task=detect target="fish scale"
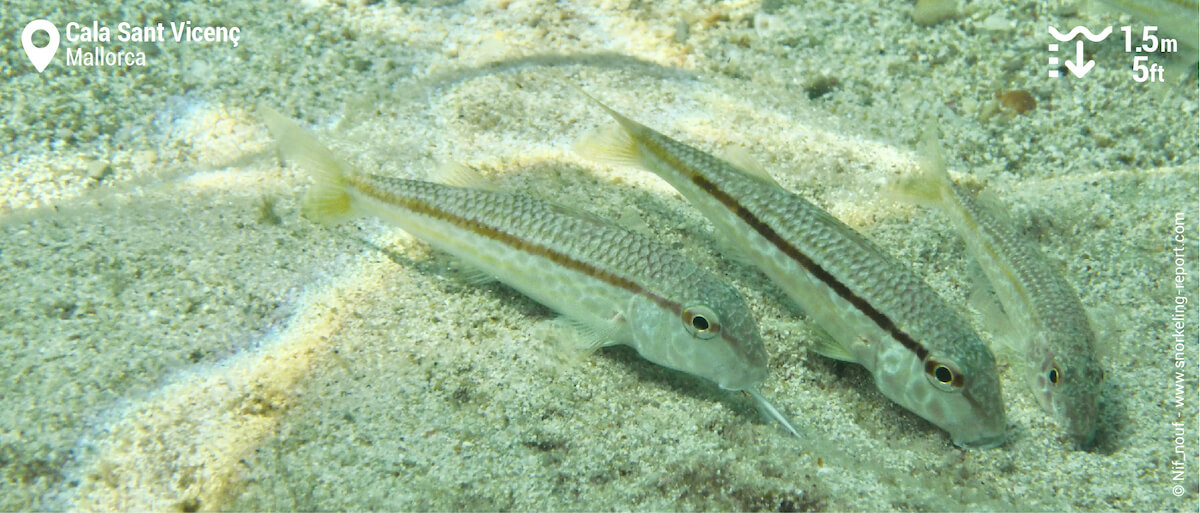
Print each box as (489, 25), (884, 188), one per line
(261, 108), (801, 437)
(577, 93), (1007, 448)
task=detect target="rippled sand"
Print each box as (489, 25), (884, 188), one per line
(2, 1), (1196, 511)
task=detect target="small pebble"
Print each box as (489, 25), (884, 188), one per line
(87, 160), (113, 182)
(674, 18), (690, 43)
(912, 0), (958, 26)
(981, 12), (1012, 31)
(996, 90), (1036, 115)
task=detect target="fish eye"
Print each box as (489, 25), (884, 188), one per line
(1048, 365), (1061, 386)
(924, 358), (964, 392)
(682, 305), (720, 340)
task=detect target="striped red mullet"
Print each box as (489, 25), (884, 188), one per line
(576, 92), (1007, 448)
(261, 107), (800, 437)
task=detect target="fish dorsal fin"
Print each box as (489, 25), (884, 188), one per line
(971, 186), (1019, 227)
(719, 146), (781, 187)
(966, 274), (1028, 355)
(428, 161), (498, 190)
(886, 129), (954, 208)
(534, 191), (612, 227)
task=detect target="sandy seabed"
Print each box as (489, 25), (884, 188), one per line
(1, 0), (1197, 511)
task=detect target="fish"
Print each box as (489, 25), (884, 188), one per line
(891, 134), (1103, 447)
(574, 93), (1007, 448)
(259, 108), (801, 437)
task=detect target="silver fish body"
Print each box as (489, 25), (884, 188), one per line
(262, 108), (800, 436)
(577, 97), (1007, 448)
(333, 173), (769, 391)
(897, 138), (1103, 446)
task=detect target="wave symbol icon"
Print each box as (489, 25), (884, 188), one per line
(1048, 25), (1113, 42)
(1047, 25), (1112, 78)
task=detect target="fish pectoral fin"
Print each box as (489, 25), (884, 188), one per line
(531, 318), (607, 369)
(711, 227), (760, 267)
(573, 124), (644, 168)
(717, 146), (781, 187)
(812, 335), (857, 362)
(1085, 305), (1119, 361)
(442, 256), (498, 286)
(566, 314), (625, 353)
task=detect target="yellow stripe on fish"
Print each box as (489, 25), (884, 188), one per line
(575, 92), (1007, 448)
(260, 108), (800, 437)
(893, 135), (1104, 447)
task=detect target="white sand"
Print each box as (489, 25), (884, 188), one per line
(1, 0), (1196, 511)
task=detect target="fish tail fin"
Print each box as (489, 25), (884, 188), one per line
(259, 106), (356, 225)
(569, 85), (650, 168)
(568, 84), (643, 132)
(887, 130), (954, 208)
(573, 123), (644, 168)
(746, 388), (802, 439)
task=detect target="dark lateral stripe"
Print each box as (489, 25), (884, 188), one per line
(352, 174), (746, 349)
(651, 142), (930, 361)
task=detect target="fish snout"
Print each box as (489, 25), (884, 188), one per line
(716, 363), (768, 392)
(1065, 414), (1099, 448)
(950, 396), (1008, 449)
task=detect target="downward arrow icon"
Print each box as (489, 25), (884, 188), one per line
(1049, 25), (1111, 78)
(1063, 41), (1095, 77)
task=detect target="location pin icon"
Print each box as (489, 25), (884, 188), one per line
(22, 20), (60, 73)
